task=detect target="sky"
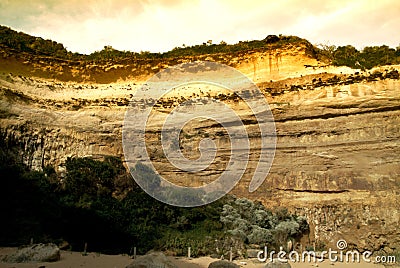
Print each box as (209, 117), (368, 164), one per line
(0, 0), (399, 54)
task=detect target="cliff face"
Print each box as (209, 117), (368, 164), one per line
(0, 42), (399, 253)
(0, 40), (342, 83)
(249, 78), (400, 252)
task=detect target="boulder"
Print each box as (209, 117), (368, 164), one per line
(208, 260), (239, 268)
(246, 249), (260, 258)
(126, 252), (177, 268)
(2, 243), (60, 263)
(265, 259), (291, 268)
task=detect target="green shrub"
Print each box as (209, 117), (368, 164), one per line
(220, 197), (309, 247)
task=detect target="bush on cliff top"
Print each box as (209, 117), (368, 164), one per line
(2, 24), (399, 69)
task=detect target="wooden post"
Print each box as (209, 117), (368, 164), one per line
(229, 247), (232, 262)
(30, 238), (34, 245)
(83, 242), (88, 256)
(133, 247), (137, 259)
(188, 247), (191, 259)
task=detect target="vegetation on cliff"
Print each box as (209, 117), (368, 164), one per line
(0, 26), (73, 59)
(0, 25), (310, 61)
(318, 43), (400, 70)
(0, 131), (308, 255)
(2, 25), (399, 70)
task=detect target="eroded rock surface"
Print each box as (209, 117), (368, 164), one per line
(0, 42), (399, 252)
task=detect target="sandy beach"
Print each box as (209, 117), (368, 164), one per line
(0, 247), (392, 268)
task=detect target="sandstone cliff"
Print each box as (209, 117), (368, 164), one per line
(0, 39), (399, 253)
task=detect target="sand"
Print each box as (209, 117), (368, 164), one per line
(0, 248), (391, 268)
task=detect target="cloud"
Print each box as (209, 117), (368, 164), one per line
(0, 0), (398, 54)
(312, 0), (400, 48)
